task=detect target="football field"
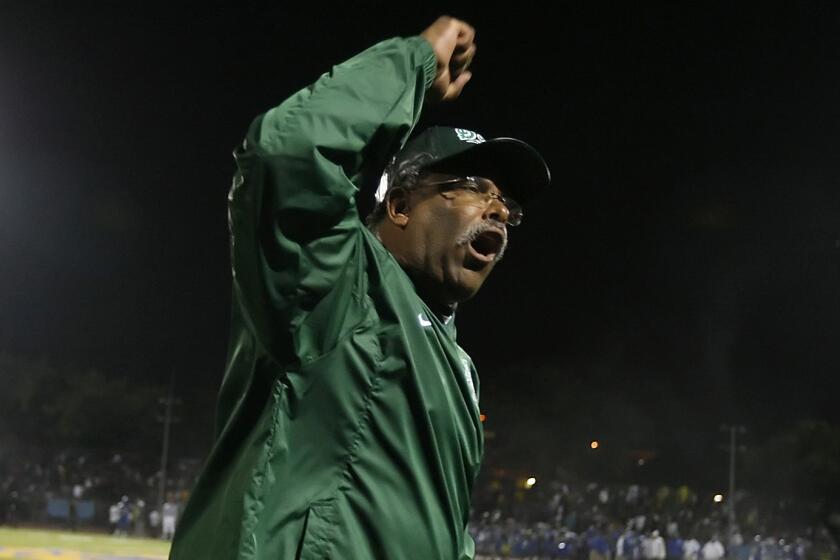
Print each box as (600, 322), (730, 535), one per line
(0, 528), (170, 559)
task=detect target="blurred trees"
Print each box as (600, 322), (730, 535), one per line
(744, 419), (840, 499)
(0, 353), (164, 451)
(742, 419), (840, 537)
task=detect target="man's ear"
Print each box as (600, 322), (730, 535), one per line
(386, 188), (410, 227)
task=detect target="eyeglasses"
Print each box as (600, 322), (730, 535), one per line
(419, 175), (524, 226)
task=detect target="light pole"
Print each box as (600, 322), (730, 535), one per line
(157, 371), (181, 514)
(720, 423), (747, 540)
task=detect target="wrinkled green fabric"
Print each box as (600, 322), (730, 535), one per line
(170, 36), (484, 560)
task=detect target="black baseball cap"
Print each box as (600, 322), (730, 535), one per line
(384, 126), (551, 205)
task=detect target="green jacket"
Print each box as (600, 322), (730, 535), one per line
(170, 36), (484, 559)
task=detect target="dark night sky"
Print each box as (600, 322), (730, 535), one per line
(1, 3), (839, 482)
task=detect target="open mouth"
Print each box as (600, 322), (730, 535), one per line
(468, 229), (506, 263)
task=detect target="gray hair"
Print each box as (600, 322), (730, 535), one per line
(365, 152), (436, 229)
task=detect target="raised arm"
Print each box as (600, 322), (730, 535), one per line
(226, 17), (477, 363)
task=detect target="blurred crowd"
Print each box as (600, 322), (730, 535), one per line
(469, 476), (838, 560)
(1, 444), (838, 558)
(0, 444), (197, 539)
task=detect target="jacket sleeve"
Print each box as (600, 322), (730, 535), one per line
(226, 36), (437, 364)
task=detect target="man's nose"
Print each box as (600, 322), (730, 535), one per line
(484, 197), (510, 224)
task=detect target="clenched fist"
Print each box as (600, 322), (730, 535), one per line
(420, 16), (476, 103)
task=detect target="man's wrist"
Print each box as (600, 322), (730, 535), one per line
(406, 35), (438, 91)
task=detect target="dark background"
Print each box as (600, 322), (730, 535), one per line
(2, 3), (838, 491)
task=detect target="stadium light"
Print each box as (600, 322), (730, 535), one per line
(714, 494), (724, 503)
(525, 477), (536, 489)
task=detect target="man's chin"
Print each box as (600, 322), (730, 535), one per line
(446, 267), (489, 303)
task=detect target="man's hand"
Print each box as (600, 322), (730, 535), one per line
(420, 16), (476, 104)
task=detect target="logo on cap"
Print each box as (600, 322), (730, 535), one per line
(455, 128), (485, 144)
